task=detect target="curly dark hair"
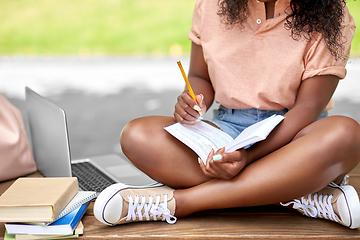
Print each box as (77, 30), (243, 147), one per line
(217, 0), (347, 59)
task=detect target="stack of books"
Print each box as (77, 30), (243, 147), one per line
(0, 178), (97, 240)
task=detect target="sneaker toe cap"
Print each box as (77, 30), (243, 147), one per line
(103, 193), (123, 224)
(337, 194), (351, 227)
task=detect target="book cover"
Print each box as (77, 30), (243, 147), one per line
(4, 231), (79, 240)
(165, 114), (285, 162)
(0, 177), (78, 223)
(52, 191), (97, 223)
(14, 222), (84, 240)
(5, 201), (90, 235)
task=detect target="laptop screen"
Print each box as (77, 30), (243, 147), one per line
(26, 87), (73, 178)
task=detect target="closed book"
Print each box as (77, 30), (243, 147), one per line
(14, 222), (84, 240)
(52, 191), (97, 223)
(0, 177), (78, 223)
(5, 201), (90, 235)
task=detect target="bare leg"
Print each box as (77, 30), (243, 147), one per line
(120, 116), (212, 188)
(120, 116), (360, 217)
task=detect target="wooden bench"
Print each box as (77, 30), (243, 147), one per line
(1, 167), (360, 239)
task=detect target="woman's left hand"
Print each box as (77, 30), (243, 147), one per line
(199, 148), (248, 180)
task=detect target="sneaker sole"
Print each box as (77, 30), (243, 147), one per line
(330, 183), (360, 229)
(94, 182), (163, 225)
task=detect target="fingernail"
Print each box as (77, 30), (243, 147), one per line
(213, 155), (222, 161)
(194, 105), (201, 112)
(192, 118), (200, 124)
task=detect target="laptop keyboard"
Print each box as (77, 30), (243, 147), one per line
(71, 161), (117, 193)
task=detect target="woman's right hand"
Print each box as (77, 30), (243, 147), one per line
(174, 90), (206, 125)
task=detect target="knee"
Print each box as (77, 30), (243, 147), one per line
(120, 116), (176, 162)
(120, 118), (147, 157)
(326, 116), (360, 147)
(322, 116), (360, 163)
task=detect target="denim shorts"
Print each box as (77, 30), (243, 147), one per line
(211, 105), (328, 139)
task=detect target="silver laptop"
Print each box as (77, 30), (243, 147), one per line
(25, 87), (156, 192)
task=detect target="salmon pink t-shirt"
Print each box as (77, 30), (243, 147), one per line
(188, 0), (356, 110)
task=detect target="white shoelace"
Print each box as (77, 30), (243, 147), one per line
(126, 193), (177, 224)
(281, 193), (339, 222)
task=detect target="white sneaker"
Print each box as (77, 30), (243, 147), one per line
(94, 183), (177, 225)
(281, 182), (360, 229)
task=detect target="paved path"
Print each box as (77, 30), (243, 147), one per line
(1, 56), (359, 101)
(0, 56), (188, 99)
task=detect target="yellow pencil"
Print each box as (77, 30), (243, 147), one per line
(177, 61), (202, 114)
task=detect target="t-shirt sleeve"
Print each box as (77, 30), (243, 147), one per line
(188, 0), (202, 45)
(302, 6), (356, 81)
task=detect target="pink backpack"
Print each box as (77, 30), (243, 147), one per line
(0, 94), (36, 182)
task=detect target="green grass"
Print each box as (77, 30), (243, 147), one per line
(347, 0), (360, 57)
(0, 0), (195, 56)
(0, 0), (359, 56)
